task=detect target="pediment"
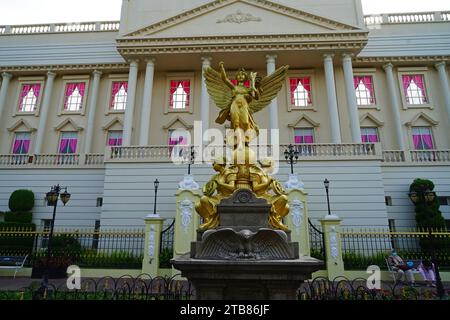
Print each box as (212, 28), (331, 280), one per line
(103, 117), (123, 132)
(406, 112), (439, 127)
(288, 114), (319, 128)
(54, 118), (83, 132)
(8, 119), (36, 132)
(360, 113), (384, 127)
(123, 0), (360, 39)
(163, 116), (194, 130)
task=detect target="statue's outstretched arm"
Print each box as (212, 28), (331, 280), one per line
(219, 62), (235, 90)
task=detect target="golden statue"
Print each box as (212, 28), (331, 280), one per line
(205, 61), (289, 144)
(197, 62), (290, 231)
(195, 158), (238, 230)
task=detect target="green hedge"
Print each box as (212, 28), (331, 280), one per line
(8, 190), (35, 212)
(0, 222), (36, 256)
(4, 211), (33, 224)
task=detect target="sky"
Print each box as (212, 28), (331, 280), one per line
(0, 0), (449, 25)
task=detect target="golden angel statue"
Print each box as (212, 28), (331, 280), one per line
(204, 62), (289, 142)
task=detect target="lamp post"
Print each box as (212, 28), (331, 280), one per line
(153, 179), (159, 215)
(42, 184), (71, 288)
(284, 144), (299, 175)
(184, 145), (196, 175)
(324, 179), (331, 216)
(408, 189), (445, 299)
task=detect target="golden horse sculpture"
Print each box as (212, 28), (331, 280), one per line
(196, 62), (290, 231)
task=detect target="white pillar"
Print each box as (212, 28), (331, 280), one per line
(84, 70), (102, 154)
(123, 60), (139, 146)
(139, 58), (156, 146)
(383, 63), (405, 150)
(435, 62), (450, 127)
(34, 72), (56, 154)
(201, 56), (212, 142)
(266, 54), (279, 132)
(342, 54), (362, 143)
(323, 54), (342, 143)
(0, 72), (12, 124)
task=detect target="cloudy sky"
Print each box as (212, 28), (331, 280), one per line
(0, 0), (449, 25)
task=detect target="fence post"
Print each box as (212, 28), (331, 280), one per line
(320, 214), (345, 280)
(172, 189), (201, 277)
(286, 188), (310, 256)
(142, 214), (165, 277)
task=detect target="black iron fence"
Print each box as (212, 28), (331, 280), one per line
(341, 228), (450, 270)
(159, 219), (175, 269)
(0, 228), (145, 269)
(0, 274), (194, 300)
(308, 219), (325, 260)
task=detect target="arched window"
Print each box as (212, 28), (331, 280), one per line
(110, 82), (128, 110)
(18, 84), (41, 112)
(402, 75), (428, 105)
(169, 80), (190, 110)
(64, 83), (86, 111)
(290, 78), (312, 107)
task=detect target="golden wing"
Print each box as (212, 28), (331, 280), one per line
(204, 67), (233, 110)
(249, 65), (289, 114)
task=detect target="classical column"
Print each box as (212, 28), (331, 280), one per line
(0, 73), (12, 125)
(383, 63), (405, 150)
(139, 58), (156, 146)
(123, 60), (139, 146)
(323, 54), (342, 143)
(266, 54), (279, 132)
(342, 54), (362, 143)
(435, 62), (450, 127)
(201, 57), (212, 141)
(84, 70), (102, 153)
(34, 72), (56, 154)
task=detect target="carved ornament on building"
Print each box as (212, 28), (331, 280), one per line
(217, 10), (262, 24)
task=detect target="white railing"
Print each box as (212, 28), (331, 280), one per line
(0, 154), (32, 166)
(84, 153), (105, 165)
(33, 154), (80, 166)
(0, 154), (105, 167)
(364, 11), (448, 25)
(410, 150), (450, 163)
(0, 21), (120, 35)
(382, 150), (406, 163)
(106, 143), (381, 162)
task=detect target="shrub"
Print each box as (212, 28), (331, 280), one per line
(159, 247), (174, 269)
(50, 234), (82, 258)
(4, 211), (33, 224)
(8, 190), (35, 212)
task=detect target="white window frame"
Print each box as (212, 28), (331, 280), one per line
(58, 75), (90, 116)
(410, 126), (435, 150)
(165, 73), (195, 114)
(106, 130), (123, 146)
(293, 128), (315, 144)
(397, 68), (433, 110)
(11, 131), (32, 154)
(105, 74), (128, 115)
(353, 69), (380, 110)
(13, 77), (45, 117)
(285, 70), (317, 112)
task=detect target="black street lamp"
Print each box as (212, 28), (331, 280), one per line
(183, 146), (196, 175)
(284, 144), (299, 175)
(408, 189), (445, 299)
(324, 179), (331, 216)
(42, 184), (71, 289)
(153, 179), (159, 215)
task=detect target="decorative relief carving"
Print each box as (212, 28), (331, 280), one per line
(217, 10), (262, 24)
(329, 226), (339, 260)
(290, 199), (304, 235)
(180, 199), (193, 232)
(148, 225), (156, 260)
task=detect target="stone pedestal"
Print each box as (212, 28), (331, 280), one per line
(172, 189), (323, 300)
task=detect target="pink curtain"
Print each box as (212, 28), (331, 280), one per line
(402, 75), (427, 101)
(169, 80), (190, 107)
(412, 135), (421, 149)
(64, 83), (85, 109)
(23, 140), (30, 153)
(118, 138), (123, 146)
(13, 140), (22, 154)
(304, 136), (314, 144)
(108, 138), (117, 146)
(290, 78), (311, 105)
(19, 84), (41, 111)
(422, 134), (434, 149)
(361, 135), (367, 143)
(368, 135), (379, 143)
(354, 76), (375, 103)
(294, 136), (302, 144)
(69, 139), (77, 153)
(59, 139), (69, 153)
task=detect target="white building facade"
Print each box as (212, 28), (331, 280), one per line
(0, 0), (449, 230)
